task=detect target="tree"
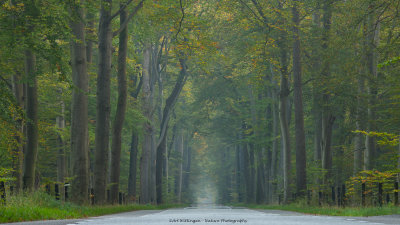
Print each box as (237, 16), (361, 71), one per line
(69, 0), (89, 204)
(292, 0), (307, 197)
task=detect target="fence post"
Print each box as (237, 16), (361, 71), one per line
(395, 182), (399, 206)
(64, 185), (68, 201)
(55, 184), (60, 200)
(0, 181), (5, 205)
(341, 184), (346, 207)
(318, 191), (322, 206)
(337, 186), (341, 207)
(45, 184), (51, 195)
(378, 183), (383, 207)
(331, 186), (335, 203)
(362, 183), (366, 207)
(386, 193), (390, 204)
(90, 188), (94, 205)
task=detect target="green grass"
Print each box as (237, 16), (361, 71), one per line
(0, 191), (184, 223)
(233, 203), (400, 217)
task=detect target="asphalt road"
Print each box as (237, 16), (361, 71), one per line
(2, 205), (400, 225)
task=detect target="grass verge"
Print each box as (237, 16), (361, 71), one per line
(233, 203), (400, 217)
(0, 191), (184, 223)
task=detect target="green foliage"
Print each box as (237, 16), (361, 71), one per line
(235, 203), (400, 217)
(346, 170), (400, 198)
(0, 190), (185, 223)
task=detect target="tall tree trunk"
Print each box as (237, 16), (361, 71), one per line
(312, 6), (322, 165)
(243, 142), (251, 203)
(354, 75), (365, 175)
(69, 0), (89, 204)
(23, 50), (38, 191)
(94, 0), (112, 205)
(156, 130), (167, 204)
(364, 11), (379, 171)
(11, 73), (24, 193)
(256, 147), (265, 204)
(110, 5), (128, 204)
(277, 30), (291, 203)
(176, 131), (184, 203)
(248, 143), (255, 203)
(248, 86), (264, 203)
(397, 136), (400, 186)
(292, 0), (307, 197)
(156, 57), (187, 204)
(321, 0), (335, 188)
(57, 97), (66, 201)
(182, 140), (191, 197)
(140, 46), (152, 204)
(149, 80), (156, 204)
(235, 143), (242, 202)
(86, 11), (94, 65)
(270, 90), (279, 203)
(128, 129), (138, 201)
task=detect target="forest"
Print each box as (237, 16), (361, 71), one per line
(0, 0), (399, 208)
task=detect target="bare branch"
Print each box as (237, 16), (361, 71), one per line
(174, 0), (185, 40)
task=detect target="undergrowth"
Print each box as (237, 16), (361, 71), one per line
(233, 202), (400, 217)
(0, 191), (183, 223)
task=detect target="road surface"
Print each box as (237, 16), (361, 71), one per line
(2, 205), (400, 225)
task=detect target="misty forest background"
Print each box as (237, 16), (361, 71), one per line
(0, 0), (400, 207)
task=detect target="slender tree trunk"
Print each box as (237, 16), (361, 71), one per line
(69, 0), (89, 204)
(397, 136), (400, 185)
(312, 6), (322, 165)
(256, 147), (265, 204)
(321, 0), (335, 189)
(140, 46), (152, 204)
(149, 88), (156, 204)
(271, 91), (279, 202)
(235, 143), (242, 202)
(110, 5), (128, 204)
(94, 0), (113, 205)
(23, 50), (38, 191)
(128, 129), (138, 201)
(354, 75), (365, 175)
(12, 73), (24, 193)
(156, 129), (167, 204)
(86, 11), (94, 65)
(156, 57), (187, 204)
(177, 131), (184, 203)
(57, 97), (66, 201)
(248, 144), (255, 203)
(277, 31), (291, 203)
(182, 140), (191, 197)
(364, 12), (379, 171)
(292, 0), (307, 197)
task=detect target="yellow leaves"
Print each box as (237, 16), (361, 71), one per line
(353, 130), (399, 146)
(2, 2), (24, 12)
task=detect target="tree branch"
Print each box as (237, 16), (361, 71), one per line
(131, 74), (143, 99)
(237, 0), (264, 25)
(174, 0), (185, 40)
(0, 74), (12, 90)
(110, 0), (134, 21)
(112, 0), (145, 37)
(156, 57), (188, 149)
